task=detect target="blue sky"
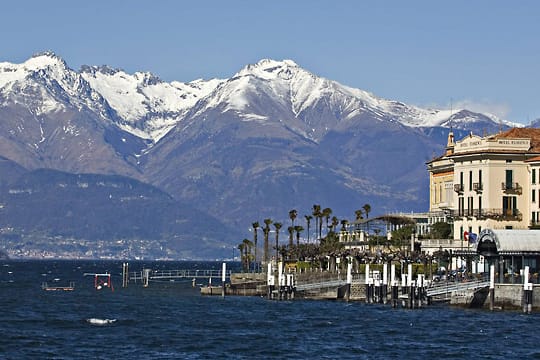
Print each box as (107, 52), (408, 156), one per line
(2, 0), (539, 124)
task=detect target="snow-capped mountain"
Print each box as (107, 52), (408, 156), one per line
(0, 52), (518, 258)
(80, 65), (224, 142)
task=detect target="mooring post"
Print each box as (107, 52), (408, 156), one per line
(417, 274), (424, 308)
(523, 266), (532, 314)
(489, 264), (495, 311)
(267, 262), (274, 299)
(222, 262), (226, 297)
(401, 273), (407, 308)
(122, 262), (129, 288)
(143, 268), (151, 288)
(408, 264), (413, 309)
(365, 264), (370, 303)
(391, 263), (398, 308)
(382, 263), (388, 304)
(346, 261), (352, 302)
(278, 261), (284, 300)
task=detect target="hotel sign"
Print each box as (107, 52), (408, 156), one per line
(455, 136), (530, 154)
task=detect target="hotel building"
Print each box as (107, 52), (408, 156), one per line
(427, 128), (540, 241)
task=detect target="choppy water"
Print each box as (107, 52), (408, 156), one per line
(1, 260), (540, 359)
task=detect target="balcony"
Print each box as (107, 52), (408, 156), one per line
(454, 183), (464, 194)
(501, 182), (522, 195)
(472, 208), (522, 221)
(473, 182), (483, 193)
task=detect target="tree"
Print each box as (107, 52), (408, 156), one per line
(289, 209), (298, 227)
(237, 242), (246, 271)
(340, 219), (349, 232)
(362, 204), (371, 219)
(242, 238), (254, 272)
(355, 209), (363, 221)
(431, 222), (452, 239)
(252, 222), (260, 270)
(331, 216), (339, 232)
(391, 225), (415, 250)
(287, 226), (294, 248)
(322, 208), (332, 235)
(263, 218), (273, 264)
(294, 225), (304, 247)
(363, 203), (372, 233)
(273, 222), (282, 261)
(312, 204), (321, 241)
(304, 215), (313, 243)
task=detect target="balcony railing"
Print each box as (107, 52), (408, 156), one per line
(501, 182), (522, 195)
(471, 208), (522, 221)
(473, 182), (483, 193)
(454, 183), (464, 194)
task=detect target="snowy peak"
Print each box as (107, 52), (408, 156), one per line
(235, 59), (299, 80)
(80, 65), (224, 141)
(0, 53), (518, 145)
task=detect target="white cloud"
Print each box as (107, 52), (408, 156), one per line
(421, 99), (511, 120)
(451, 99), (511, 119)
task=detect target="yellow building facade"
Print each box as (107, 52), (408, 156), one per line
(428, 128), (540, 242)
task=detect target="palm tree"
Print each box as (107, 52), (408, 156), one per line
(273, 222), (282, 261)
(363, 203), (372, 233)
(294, 225), (304, 247)
(263, 218), (273, 264)
(242, 238), (253, 272)
(362, 204), (371, 219)
(287, 226), (295, 248)
(312, 204), (321, 241)
(289, 209), (298, 227)
(238, 243), (246, 271)
(251, 222), (259, 271)
(322, 207), (332, 235)
(340, 219), (349, 232)
(304, 215), (313, 243)
(331, 216), (339, 232)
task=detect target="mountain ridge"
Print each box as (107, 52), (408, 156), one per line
(0, 52), (528, 258)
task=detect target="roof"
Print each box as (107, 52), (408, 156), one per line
(495, 128), (540, 152)
(473, 229), (540, 255)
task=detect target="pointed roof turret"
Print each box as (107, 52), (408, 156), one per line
(445, 128), (455, 156)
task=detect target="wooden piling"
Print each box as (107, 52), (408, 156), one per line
(489, 264), (495, 311)
(122, 262), (129, 288)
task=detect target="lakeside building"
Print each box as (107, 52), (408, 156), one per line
(427, 128), (540, 239)
(338, 128), (540, 277)
(426, 128), (540, 274)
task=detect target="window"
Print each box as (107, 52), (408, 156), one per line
(505, 170), (513, 189)
(468, 197), (474, 216)
(478, 196), (482, 216)
(458, 197), (464, 216)
(502, 196), (517, 216)
(479, 170), (482, 186)
(533, 169), (537, 184)
(460, 172), (464, 187)
(533, 189), (536, 203)
(469, 171), (473, 191)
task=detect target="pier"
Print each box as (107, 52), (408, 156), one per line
(123, 262), (231, 289)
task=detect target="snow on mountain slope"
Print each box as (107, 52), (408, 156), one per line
(0, 52), (114, 119)
(0, 53), (518, 146)
(80, 66), (224, 142)
(194, 58), (516, 138)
